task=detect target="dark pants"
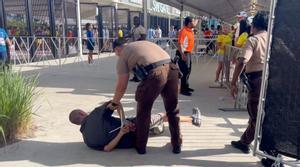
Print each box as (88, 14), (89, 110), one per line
(135, 63), (182, 151)
(177, 51), (192, 91)
(240, 77), (262, 145)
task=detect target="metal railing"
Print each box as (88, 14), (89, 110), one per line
(219, 45), (248, 112)
(7, 36), (117, 67)
(149, 37), (217, 63)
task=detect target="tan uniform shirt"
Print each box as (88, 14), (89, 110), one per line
(117, 41), (170, 75)
(131, 25), (146, 41)
(239, 31), (268, 73)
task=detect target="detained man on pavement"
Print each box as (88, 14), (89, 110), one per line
(69, 102), (201, 152)
(109, 39), (182, 154)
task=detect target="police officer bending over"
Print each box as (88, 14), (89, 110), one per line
(109, 40), (182, 154)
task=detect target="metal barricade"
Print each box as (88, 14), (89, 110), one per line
(219, 45), (248, 112)
(149, 37), (217, 63)
(8, 36), (117, 68)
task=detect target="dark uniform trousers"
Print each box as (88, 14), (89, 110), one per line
(177, 51), (192, 91)
(241, 76), (262, 145)
(135, 63), (182, 151)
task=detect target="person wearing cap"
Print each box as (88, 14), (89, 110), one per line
(110, 39), (182, 154)
(230, 11), (268, 156)
(234, 11), (248, 45)
(176, 16), (198, 96)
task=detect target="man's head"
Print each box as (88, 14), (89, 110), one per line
(113, 39), (126, 56)
(133, 16), (140, 27)
(184, 16), (198, 28)
(69, 109), (88, 125)
(85, 23), (92, 30)
(252, 11), (268, 32)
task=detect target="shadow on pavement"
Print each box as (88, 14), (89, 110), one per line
(0, 140), (257, 167)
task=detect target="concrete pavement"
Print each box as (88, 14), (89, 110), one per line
(0, 54), (262, 167)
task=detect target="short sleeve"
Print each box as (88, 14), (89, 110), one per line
(239, 37), (256, 62)
(116, 58), (129, 75)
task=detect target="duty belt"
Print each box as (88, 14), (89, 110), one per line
(144, 59), (171, 72)
(246, 71), (262, 80)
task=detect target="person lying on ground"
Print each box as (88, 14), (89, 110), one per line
(69, 101), (201, 152)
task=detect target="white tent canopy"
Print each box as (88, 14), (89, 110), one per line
(157, 0), (271, 23)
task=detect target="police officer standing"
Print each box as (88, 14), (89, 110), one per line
(109, 40), (182, 155)
(177, 17), (198, 96)
(230, 12), (269, 164)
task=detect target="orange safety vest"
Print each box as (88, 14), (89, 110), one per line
(178, 26), (195, 52)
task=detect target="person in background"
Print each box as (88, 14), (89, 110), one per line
(155, 25), (162, 39)
(177, 16), (198, 96)
(213, 25), (232, 86)
(232, 20), (251, 64)
(204, 27), (213, 55)
(86, 23), (95, 64)
(118, 26), (123, 40)
(234, 11), (248, 45)
(129, 16), (146, 82)
(236, 20), (251, 48)
(147, 26), (155, 40)
(0, 27), (13, 69)
(168, 25), (177, 39)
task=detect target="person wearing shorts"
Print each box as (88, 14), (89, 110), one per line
(214, 25), (232, 84)
(86, 23), (95, 64)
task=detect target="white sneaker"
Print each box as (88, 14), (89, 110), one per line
(150, 118), (164, 135)
(192, 107), (201, 127)
(210, 81), (220, 87)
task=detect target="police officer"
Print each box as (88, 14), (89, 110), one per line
(177, 17), (198, 96)
(230, 11), (268, 158)
(109, 40), (182, 154)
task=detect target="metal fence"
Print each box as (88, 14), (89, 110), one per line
(219, 45), (248, 112)
(7, 36), (117, 66)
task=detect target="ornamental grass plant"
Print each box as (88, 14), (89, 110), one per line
(0, 70), (38, 146)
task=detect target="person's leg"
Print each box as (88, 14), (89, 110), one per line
(232, 77), (262, 153)
(134, 68), (166, 154)
(215, 61), (223, 82)
(160, 64), (182, 153)
(186, 53), (192, 89)
(240, 78), (261, 144)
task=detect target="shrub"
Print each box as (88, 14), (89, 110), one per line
(0, 71), (38, 145)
